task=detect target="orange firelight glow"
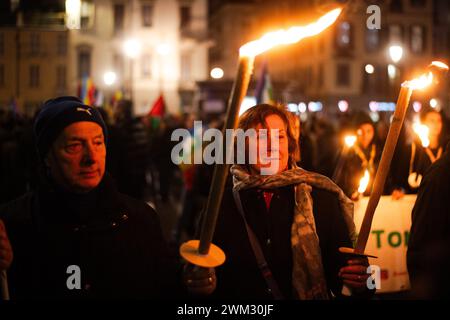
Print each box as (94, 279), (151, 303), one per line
(239, 8), (342, 57)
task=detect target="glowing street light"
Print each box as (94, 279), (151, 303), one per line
(210, 67), (224, 79)
(429, 98), (438, 109)
(65, 0), (81, 29)
(389, 45), (403, 64)
(365, 64), (375, 74)
(103, 71), (117, 86)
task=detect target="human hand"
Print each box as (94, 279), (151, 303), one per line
(391, 189), (405, 200)
(338, 258), (370, 294)
(183, 263), (216, 296)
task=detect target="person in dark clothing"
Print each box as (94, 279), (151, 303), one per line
(336, 112), (381, 200)
(0, 96), (176, 299)
(113, 100), (150, 199)
(407, 142), (450, 299)
(185, 104), (373, 300)
(392, 108), (448, 198)
(288, 112), (316, 171)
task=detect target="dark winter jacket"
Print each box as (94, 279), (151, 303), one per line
(0, 174), (177, 299)
(407, 142), (450, 299)
(212, 181), (353, 300)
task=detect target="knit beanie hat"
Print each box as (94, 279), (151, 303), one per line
(34, 96), (108, 160)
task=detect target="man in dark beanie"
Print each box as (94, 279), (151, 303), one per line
(0, 96), (177, 299)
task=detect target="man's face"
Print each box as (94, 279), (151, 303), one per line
(47, 122), (106, 193)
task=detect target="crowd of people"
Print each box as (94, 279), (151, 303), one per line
(0, 96), (449, 299)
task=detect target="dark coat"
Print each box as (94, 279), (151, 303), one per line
(336, 143), (381, 198)
(0, 175), (177, 299)
(392, 142), (446, 194)
(407, 143), (450, 299)
(211, 181), (352, 299)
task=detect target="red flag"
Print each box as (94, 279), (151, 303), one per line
(148, 94), (165, 117)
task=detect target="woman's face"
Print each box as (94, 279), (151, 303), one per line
(424, 112), (442, 138)
(357, 123), (375, 149)
(249, 114), (289, 175)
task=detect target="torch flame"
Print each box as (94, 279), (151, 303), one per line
(402, 72), (433, 90)
(239, 8), (342, 57)
(344, 135), (357, 148)
(402, 61), (449, 90)
(413, 121), (430, 148)
(430, 61), (449, 70)
(358, 170), (370, 194)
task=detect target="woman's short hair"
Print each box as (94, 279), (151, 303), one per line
(237, 103), (299, 167)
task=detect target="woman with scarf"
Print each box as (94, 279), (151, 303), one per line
(335, 113), (381, 200)
(185, 104), (373, 300)
(392, 108), (448, 199)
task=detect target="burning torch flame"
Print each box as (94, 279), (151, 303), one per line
(402, 72), (433, 90)
(430, 61), (450, 70)
(358, 170), (370, 194)
(239, 8), (342, 57)
(344, 135), (357, 148)
(402, 61), (449, 90)
(413, 121), (430, 148)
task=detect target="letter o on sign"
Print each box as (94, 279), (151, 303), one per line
(388, 232), (402, 248)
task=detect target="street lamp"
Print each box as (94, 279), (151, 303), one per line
(389, 45), (403, 64)
(210, 67), (224, 79)
(103, 71), (117, 86)
(123, 39), (141, 102)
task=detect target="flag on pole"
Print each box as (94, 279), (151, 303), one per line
(78, 76), (97, 106)
(254, 60), (274, 104)
(148, 94), (166, 130)
(148, 94), (166, 117)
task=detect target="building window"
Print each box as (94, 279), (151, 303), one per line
(335, 21), (352, 49)
(142, 3), (153, 27)
(77, 49), (91, 78)
(0, 64), (5, 87)
(57, 33), (67, 56)
(180, 52), (191, 81)
(390, 0), (403, 13)
(29, 65), (40, 88)
(57, 65), (67, 89)
(389, 24), (403, 44)
(180, 5), (191, 29)
(80, 0), (95, 29)
(365, 29), (380, 52)
(141, 54), (152, 78)
(30, 33), (40, 56)
(113, 3), (125, 34)
(410, 25), (426, 53)
(0, 33), (4, 56)
(336, 63), (350, 87)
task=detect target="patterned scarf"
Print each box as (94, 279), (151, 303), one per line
(230, 164), (356, 300)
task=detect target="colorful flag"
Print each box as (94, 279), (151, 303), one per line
(254, 60), (274, 104)
(79, 76), (97, 106)
(148, 94), (165, 117)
